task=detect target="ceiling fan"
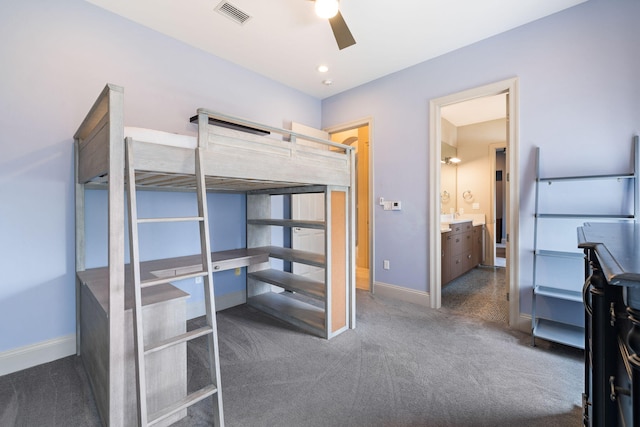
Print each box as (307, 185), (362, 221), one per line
(313, 0), (356, 50)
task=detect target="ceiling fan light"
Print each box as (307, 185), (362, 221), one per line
(315, 0), (339, 19)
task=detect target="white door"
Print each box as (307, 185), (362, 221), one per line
(291, 123), (328, 281)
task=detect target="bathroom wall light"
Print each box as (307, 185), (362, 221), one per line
(443, 157), (461, 165)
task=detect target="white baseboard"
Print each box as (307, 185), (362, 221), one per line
(516, 313), (532, 334)
(186, 290), (246, 320)
(0, 334), (76, 377)
(373, 281), (430, 307)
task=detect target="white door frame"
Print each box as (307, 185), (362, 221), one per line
(325, 117), (375, 293)
(428, 77), (521, 328)
(488, 142), (507, 267)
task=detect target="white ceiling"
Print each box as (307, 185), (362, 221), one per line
(85, 0), (587, 100)
(441, 93), (507, 127)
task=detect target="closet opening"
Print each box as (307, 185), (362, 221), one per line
(326, 119), (374, 292)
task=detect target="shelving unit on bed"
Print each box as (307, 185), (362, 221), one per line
(74, 84), (355, 426)
(247, 185), (349, 339)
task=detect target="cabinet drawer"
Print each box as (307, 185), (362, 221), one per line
(462, 232), (473, 252)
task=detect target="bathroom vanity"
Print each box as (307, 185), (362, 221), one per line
(441, 219), (484, 284)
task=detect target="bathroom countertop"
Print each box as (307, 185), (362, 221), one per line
(440, 214), (485, 233)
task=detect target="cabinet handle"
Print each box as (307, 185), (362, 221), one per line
(609, 376), (630, 401)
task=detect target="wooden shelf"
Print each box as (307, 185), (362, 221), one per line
(533, 318), (584, 349)
(247, 292), (325, 337)
(247, 218), (325, 229)
(248, 269), (325, 300)
(256, 245), (326, 268)
(247, 187), (349, 340)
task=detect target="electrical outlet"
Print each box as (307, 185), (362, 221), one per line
(235, 267), (241, 276)
(383, 260), (390, 270)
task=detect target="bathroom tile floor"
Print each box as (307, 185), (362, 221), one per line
(441, 266), (508, 324)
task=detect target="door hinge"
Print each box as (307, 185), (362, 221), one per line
(506, 172), (510, 182)
(506, 234), (509, 243)
(506, 292), (510, 301)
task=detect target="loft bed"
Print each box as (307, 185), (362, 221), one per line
(74, 83), (355, 426)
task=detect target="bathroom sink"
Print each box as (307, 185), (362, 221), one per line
(440, 213), (485, 231)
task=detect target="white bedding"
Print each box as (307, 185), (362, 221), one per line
(124, 126), (197, 149)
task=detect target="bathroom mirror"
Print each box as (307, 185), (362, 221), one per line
(441, 141), (457, 162)
(441, 141), (457, 213)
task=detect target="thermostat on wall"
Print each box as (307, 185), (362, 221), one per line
(381, 198), (402, 211)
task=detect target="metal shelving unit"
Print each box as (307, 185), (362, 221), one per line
(531, 138), (639, 349)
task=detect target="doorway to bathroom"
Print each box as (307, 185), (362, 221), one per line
(429, 77), (521, 328)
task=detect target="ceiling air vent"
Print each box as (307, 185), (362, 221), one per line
(215, 1), (252, 25)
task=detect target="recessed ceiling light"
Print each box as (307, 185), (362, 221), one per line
(317, 65), (329, 73)
(322, 79), (333, 86)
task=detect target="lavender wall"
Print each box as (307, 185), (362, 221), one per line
(321, 0), (640, 313)
(0, 0), (320, 352)
(1, 0), (639, 361)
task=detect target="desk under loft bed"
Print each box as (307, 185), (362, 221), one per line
(74, 84), (355, 426)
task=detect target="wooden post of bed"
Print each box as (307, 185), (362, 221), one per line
(74, 84), (126, 426)
(348, 148), (357, 329)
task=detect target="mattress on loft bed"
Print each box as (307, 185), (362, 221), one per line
(82, 125), (349, 191)
(118, 126), (303, 192)
(124, 126), (197, 149)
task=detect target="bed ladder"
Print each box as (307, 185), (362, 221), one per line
(125, 140), (224, 427)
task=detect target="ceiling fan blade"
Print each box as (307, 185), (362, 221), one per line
(329, 10), (356, 50)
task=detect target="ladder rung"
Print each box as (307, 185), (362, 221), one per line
(141, 270), (208, 288)
(148, 384), (218, 426)
(145, 326), (214, 355)
(137, 216), (204, 224)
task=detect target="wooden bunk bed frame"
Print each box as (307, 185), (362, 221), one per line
(74, 83), (355, 426)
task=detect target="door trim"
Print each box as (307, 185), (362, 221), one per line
(325, 117), (375, 294)
(428, 77), (520, 328)
(488, 142), (507, 267)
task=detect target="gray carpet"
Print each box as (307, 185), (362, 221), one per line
(0, 290), (583, 426)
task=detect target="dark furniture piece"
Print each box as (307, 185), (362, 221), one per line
(579, 222), (640, 426)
